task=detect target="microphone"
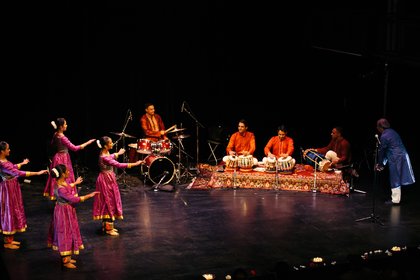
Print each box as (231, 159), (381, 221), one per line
(181, 101), (185, 112)
(128, 109), (133, 121)
(375, 134), (381, 145)
(159, 171), (169, 181)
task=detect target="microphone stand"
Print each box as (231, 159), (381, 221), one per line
(233, 159), (237, 189)
(355, 138), (383, 225)
(312, 161), (318, 193)
(152, 172), (168, 192)
(182, 104), (205, 167)
(274, 157), (279, 190)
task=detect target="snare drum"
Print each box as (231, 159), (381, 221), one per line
(137, 139), (152, 154)
(238, 155), (257, 172)
(277, 156), (296, 173)
(303, 149), (331, 172)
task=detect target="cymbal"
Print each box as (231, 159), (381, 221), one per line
(168, 127), (186, 134)
(110, 132), (136, 138)
(172, 134), (190, 140)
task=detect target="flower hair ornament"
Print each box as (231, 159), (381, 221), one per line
(52, 168), (59, 178)
(96, 140), (102, 148)
(51, 121), (57, 129)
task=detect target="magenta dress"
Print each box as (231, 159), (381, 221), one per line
(47, 183), (84, 256)
(44, 133), (82, 200)
(0, 160), (28, 235)
(92, 154), (129, 221)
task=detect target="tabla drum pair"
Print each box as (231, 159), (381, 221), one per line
(303, 149), (331, 172)
(262, 156), (296, 173)
(223, 155), (257, 172)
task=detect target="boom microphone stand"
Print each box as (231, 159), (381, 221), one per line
(181, 101), (205, 166)
(355, 136), (383, 225)
(152, 171), (169, 192)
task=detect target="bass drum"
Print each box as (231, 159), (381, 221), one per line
(144, 155), (175, 185)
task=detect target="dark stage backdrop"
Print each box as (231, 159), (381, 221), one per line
(3, 1), (419, 180)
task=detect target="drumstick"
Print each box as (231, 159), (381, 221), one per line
(164, 124), (177, 134)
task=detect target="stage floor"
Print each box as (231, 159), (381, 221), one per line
(1, 171), (420, 279)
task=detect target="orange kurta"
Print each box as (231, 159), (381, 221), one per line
(226, 131), (256, 155)
(264, 136), (294, 157)
(140, 114), (166, 142)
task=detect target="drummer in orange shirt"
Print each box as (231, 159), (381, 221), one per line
(264, 124), (294, 159)
(140, 102), (169, 143)
(226, 119), (256, 156)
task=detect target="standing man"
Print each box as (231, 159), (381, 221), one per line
(140, 102), (168, 143)
(226, 119), (256, 156)
(375, 118), (415, 205)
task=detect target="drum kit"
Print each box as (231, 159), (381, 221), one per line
(124, 125), (193, 188)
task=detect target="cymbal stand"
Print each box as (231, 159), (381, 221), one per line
(174, 137), (183, 184)
(170, 139), (194, 160)
(175, 137), (186, 184)
(174, 137), (194, 184)
(115, 109), (132, 187)
(115, 135), (129, 187)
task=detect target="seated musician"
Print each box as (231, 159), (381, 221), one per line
(313, 126), (351, 168)
(226, 119), (256, 157)
(264, 124), (294, 159)
(140, 102), (169, 142)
